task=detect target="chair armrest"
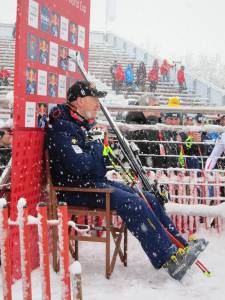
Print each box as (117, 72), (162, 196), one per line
(53, 186), (114, 193)
(53, 186), (113, 214)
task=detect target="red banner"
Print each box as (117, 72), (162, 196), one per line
(11, 0), (90, 279)
(14, 0), (90, 128)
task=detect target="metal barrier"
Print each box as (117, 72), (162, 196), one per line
(147, 169), (225, 234)
(0, 198), (85, 300)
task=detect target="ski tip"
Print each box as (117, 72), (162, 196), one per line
(203, 271), (212, 278)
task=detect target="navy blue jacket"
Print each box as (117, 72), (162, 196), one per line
(46, 104), (106, 189)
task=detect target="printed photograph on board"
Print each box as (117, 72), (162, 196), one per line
(28, 0), (39, 29)
(37, 70), (47, 96)
(48, 103), (57, 116)
(39, 38), (49, 65)
(69, 21), (78, 45)
(60, 16), (69, 41)
(48, 73), (58, 97)
(68, 48), (76, 72)
(78, 25), (85, 48)
(59, 46), (69, 70)
(25, 101), (36, 128)
(26, 67), (37, 95)
(27, 33), (38, 61)
(40, 6), (50, 33)
(37, 102), (47, 128)
(58, 74), (67, 98)
(49, 41), (58, 67)
(67, 77), (77, 89)
(50, 11), (59, 37)
(77, 52), (85, 75)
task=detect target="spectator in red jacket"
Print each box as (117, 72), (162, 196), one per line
(153, 59), (159, 75)
(0, 66), (11, 86)
(115, 64), (125, 94)
(148, 66), (158, 92)
(177, 65), (186, 92)
(160, 59), (175, 82)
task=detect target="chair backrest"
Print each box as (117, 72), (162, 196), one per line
(45, 149), (114, 219)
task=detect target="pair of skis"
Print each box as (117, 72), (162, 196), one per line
(70, 53), (211, 277)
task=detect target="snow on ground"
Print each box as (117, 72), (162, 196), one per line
(1, 228), (225, 300)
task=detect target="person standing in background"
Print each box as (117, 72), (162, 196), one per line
(177, 66), (186, 93)
(160, 59), (175, 82)
(136, 62), (146, 91)
(110, 60), (118, 91)
(148, 65), (158, 92)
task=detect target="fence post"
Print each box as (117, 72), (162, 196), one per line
(58, 202), (71, 300)
(70, 261), (83, 300)
(0, 198), (12, 300)
(37, 202), (51, 300)
(17, 198), (32, 300)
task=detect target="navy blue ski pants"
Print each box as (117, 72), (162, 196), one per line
(61, 179), (188, 269)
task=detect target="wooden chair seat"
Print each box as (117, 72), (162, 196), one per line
(68, 206), (118, 215)
(45, 150), (127, 278)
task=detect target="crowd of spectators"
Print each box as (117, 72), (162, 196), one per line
(121, 94), (223, 172)
(108, 56), (223, 176)
(110, 58), (185, 94)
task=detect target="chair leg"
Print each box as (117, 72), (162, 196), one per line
(106, 229), (111, 279)
(75, 241), (79, 260)
(124, 225), (128, 267)
(105, 192), (111, 279)
(110, 227), (123, 273)
(111, 225), (125, 264)
(70, 215), (79, 260)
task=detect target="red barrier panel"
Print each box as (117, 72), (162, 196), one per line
(37, 203), (51, 300)
(17, 199), (32, 300)
(0, 199), (12, 300)
(11, 0), (91, 280)
(58, 203), (71, 300)
(0, 199), (83, 300)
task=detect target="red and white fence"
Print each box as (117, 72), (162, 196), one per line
(0, 191), (225, 299)
(0, 198), (87, 300)
(146, 169), (225, 234)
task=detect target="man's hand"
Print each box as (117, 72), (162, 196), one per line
(176, 134), (182, 142)
(93, 123), (109, 132)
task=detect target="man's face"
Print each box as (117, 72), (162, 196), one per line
(220, 117), (225, 126)
(165, 116), (180, 125)
(0, 130), (12, 146)
(184, 118), (194, 126)
(172, 117), (180, 125)
(75, 96), (100, 120)
(143, 99), (160, 118)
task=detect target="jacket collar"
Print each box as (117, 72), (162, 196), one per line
(66, 104), (96, 131)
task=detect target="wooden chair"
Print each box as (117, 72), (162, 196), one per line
(45, 150), (127, 278)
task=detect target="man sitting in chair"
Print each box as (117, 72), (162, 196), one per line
(46, 80), (207, 281)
